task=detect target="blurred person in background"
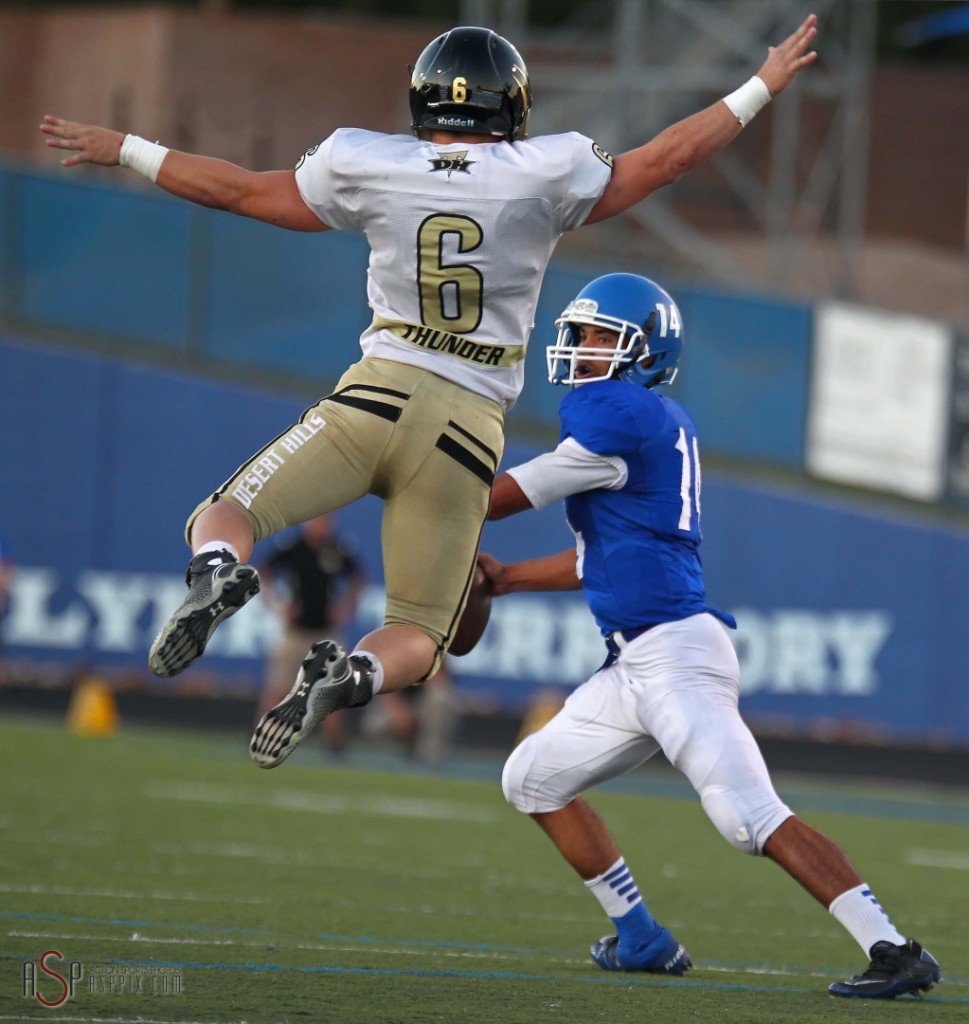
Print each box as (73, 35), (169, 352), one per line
(258, 514), (365, 754)
(479, 271), (942, 999)
(261, 515), (456, 759)
(404, 658), (460, 764)
(39, 16), (818, 771)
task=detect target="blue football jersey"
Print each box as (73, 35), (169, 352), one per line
(559, 381), (735, 636)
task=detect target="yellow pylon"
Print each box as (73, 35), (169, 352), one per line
(67, 675), (120, 737)
(515, 689), (565, 745)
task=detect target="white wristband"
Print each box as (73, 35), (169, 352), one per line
(722, 75), (772, 127)
(118, 134), (169, 182)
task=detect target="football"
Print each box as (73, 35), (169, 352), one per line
(449, 565), (493, 656)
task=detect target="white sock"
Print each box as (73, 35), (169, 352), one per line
(195, 540), (240, 563)
(352, 650), (384, 694)
(584, 857), (643, 919)
(829, 883), (906, 955)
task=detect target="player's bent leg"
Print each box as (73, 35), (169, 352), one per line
(762, 818), (942, 996)
(529, 800), (692, 976)
(762, 816), (861, 905)
(500, 674), (653, 815)
(378, 370), (504, 679)
(148, 547), (260, 678)
(502, 673), (690, 976)
(646, 695), (792, 857)
(351, 622), (438, 692)
(250, 641), (376, 768)
(625, 620), (942, 995)
(626, 616), (792, 856)
(697, 771), (792, 856)
(155, 379), (384, 679)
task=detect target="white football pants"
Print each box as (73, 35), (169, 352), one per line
(501, 612), (793, 854)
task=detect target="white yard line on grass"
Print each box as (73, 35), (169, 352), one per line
(0, 884), (274, 905)
(905, 847), (969, 870)
(143, 780), (501, 823)
(0, 830), (118, 848)
(6, 928), (577, 966)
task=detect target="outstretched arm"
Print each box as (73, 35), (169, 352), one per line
(488, 472), (535, 520)
(477, 549), (581, 596)
(39, 115), (327, 232)
(585, 13), (818, 225)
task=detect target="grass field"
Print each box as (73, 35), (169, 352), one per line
(1, 714), (967, 1023)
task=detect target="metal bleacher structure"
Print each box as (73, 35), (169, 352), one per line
(460, 0), (876, 304)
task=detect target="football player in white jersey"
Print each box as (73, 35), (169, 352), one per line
(479, 272), (942, 998)
(40, 18), (818, 770)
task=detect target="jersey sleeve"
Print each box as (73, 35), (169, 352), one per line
(560, 384), (643, 457)
(507, 437), (627, 509)
(293, 129), (360, 231)
(555, 133), (613, 232)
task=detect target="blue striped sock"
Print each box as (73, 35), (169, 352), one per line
(585, 858), (659, 940)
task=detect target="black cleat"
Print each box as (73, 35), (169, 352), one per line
(829, 939), (942, 999)
(149, 550), (260, 678)
(250, 640), (374, 768)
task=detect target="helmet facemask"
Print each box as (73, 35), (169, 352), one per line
(547, 308), (650, 386)
(546, 274), (683, 390)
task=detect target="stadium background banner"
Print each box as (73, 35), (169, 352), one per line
(1, 165), (811, 464)
(2, 336), (967, 749)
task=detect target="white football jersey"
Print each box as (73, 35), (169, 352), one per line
(295, 128), (613, 409)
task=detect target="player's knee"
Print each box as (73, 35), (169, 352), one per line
(700, 786), (789, 856)
(502, 733), (578, 814)
(418, 645), (446, 682)
(379, 618), (443, 681)
(501, 737), (534, 812)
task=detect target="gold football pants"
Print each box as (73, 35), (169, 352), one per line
(188, 357), (503, 670)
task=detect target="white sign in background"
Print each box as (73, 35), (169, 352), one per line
(806, 303), (952, 501)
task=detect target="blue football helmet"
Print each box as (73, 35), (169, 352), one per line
(546, 273), (683, 388)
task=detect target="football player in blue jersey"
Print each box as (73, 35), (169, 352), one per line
(478, 273), (942, 998)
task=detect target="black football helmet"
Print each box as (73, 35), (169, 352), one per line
(409, 26), (531, 142)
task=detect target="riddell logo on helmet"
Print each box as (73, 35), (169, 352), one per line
(565, 299), (599, 316)
(436, 116), (476, 128)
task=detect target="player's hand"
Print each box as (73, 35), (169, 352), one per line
(756, 13), (818, 97)
(476, 552), (510, 597)
(39, 115), (125, 168)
